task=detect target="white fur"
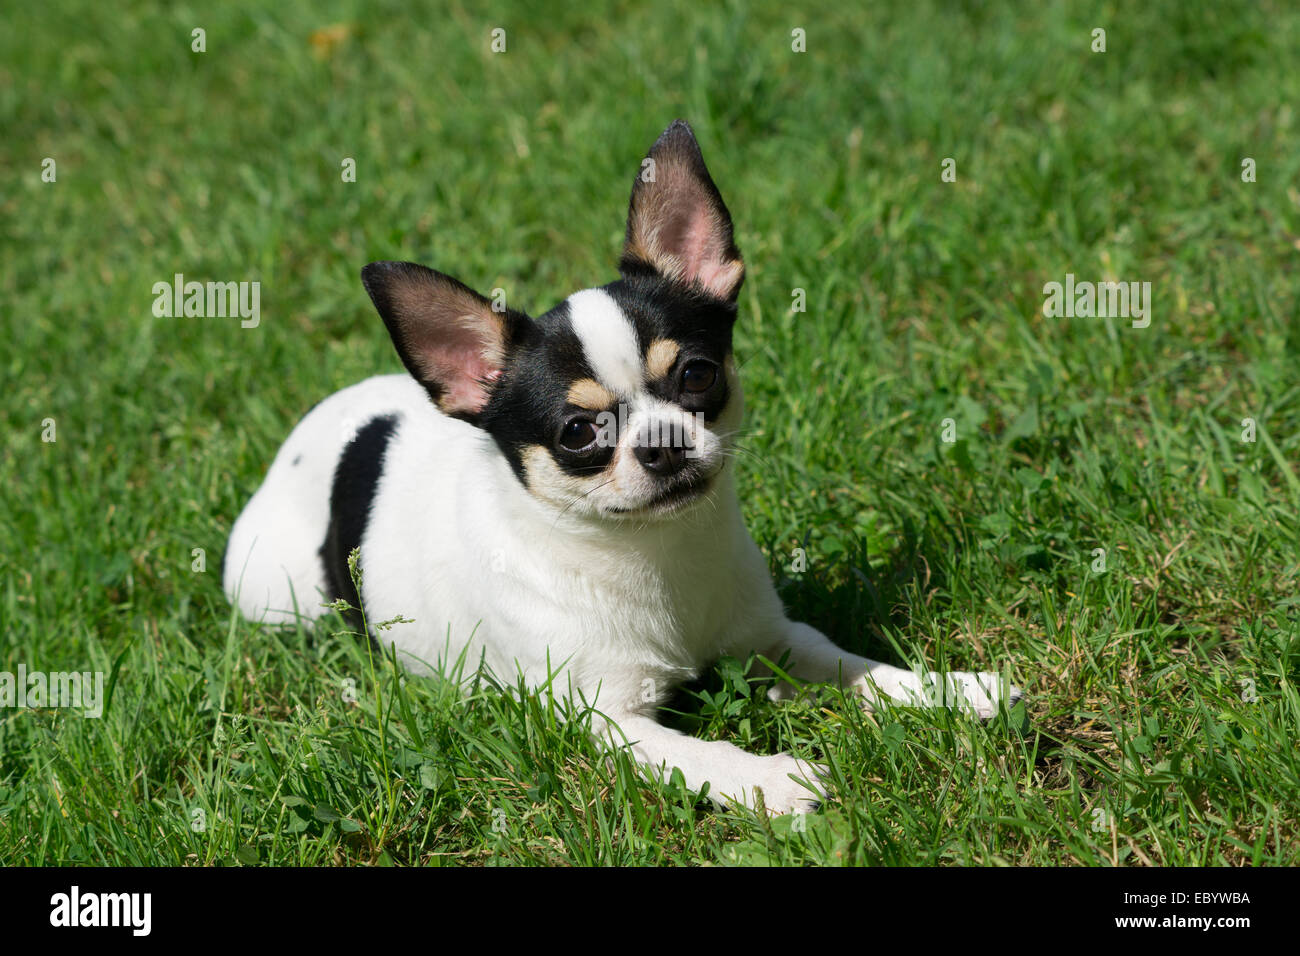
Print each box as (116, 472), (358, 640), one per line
(224, 375), (424, 626)
(226, 336), (1022, 815)
(545, 289), (728, 517)
(566, 288), (642, 396)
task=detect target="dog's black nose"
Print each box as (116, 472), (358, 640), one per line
(634, 442), (687, 476)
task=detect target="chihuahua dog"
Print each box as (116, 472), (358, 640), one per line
(224, 120), (1020, 814)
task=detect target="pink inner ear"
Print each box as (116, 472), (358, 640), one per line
(694, 260), (739, 298)
(416, 324), (500, 415)
(677, 208), (741, 299)
(678, 208), (720, 283)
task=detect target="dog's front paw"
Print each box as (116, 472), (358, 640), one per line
(711, 754), (826, 815)
(746, 755), (827, 816)
(850, 667), (1022, 719)
(766, 681), (799, 703)
(943, 670), (1023, 719)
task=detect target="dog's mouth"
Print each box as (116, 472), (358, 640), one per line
(607, 472), (715, 517)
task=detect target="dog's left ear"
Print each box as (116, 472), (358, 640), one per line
(620, 119), (745, 303)
(361, 261), (527, 422)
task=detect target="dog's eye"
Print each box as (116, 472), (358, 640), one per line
(558, 417), (599, 452)
(681, 360), (717, 394)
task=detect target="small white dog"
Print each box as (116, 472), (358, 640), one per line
(224, 120), (1021, 814)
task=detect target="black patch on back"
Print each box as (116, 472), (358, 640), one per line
(320, 415), (400, 636)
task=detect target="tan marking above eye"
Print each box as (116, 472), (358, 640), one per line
(566, 378), (616, 410)
(645, 338), (681, 380)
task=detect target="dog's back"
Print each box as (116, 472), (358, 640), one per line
(223, 373), (433, 626)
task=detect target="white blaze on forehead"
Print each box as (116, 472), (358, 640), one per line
(566, 288), (643, 396)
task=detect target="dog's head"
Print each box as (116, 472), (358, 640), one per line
(361, 120), (745, 520)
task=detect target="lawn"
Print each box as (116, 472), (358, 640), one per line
(2, 0), (1298, 865)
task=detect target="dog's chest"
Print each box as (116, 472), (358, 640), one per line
(461, 516), (742, 685)
(360, 423), (745, 692)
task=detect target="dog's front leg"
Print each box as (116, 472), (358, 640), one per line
(759, 620), (1022, 719)
(595, 712), (824, 815)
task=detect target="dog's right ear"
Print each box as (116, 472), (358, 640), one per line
(361, 261), (527, 421)
(620, 119), (745, 303)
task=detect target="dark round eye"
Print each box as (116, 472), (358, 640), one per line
(681, 360), (717, 394)
(558, 417), (599, 452)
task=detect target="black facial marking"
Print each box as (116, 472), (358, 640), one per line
(603, 274), (734, 421)
(320, 415), (399, 636)
(476, 274), (737, 495)
(480, 301), (613, 482)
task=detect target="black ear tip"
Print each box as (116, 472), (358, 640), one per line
(360, 261), (385, 302)
(653, 118), (700, 152)
(361, 260), (411, 311)
(361, 260), (390, 285)
(362, 260), (405, 281)
(362, 260), (427, 294)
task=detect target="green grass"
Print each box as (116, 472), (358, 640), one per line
(2, 0), (1299, 865)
